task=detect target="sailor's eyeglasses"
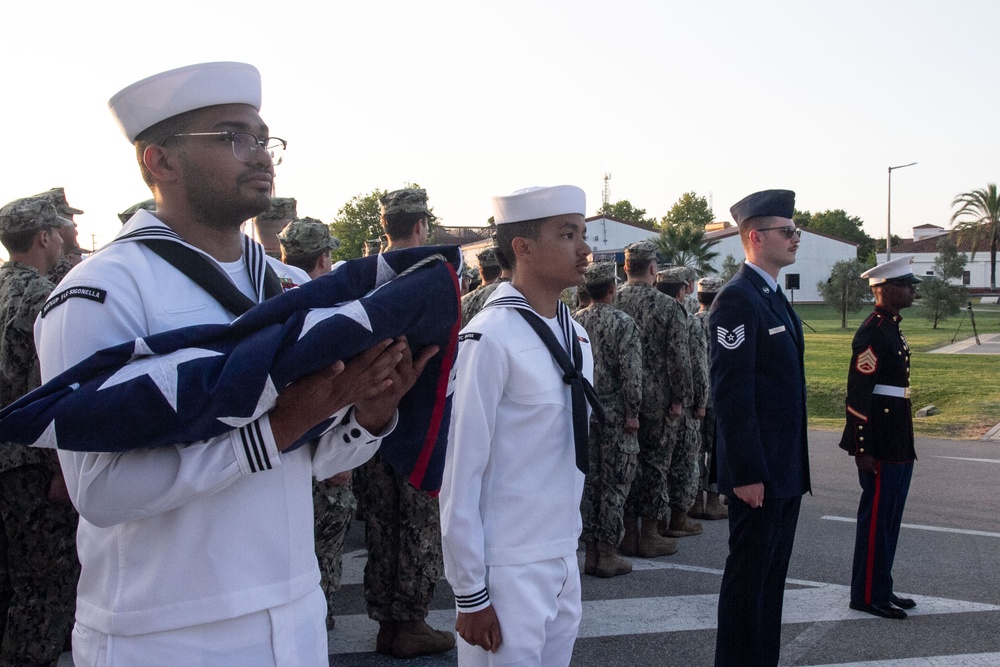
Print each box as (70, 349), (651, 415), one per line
(169, 131), (286, 165)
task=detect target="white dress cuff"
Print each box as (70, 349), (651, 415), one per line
(231, 414), (282, 475)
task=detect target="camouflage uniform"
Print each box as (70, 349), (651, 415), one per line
(0, 260), (79, 667)
(667, 309), (708, 512)
(46, 248), (83, 286)
(313, 475), (357, 630)
(460, 277), (509, 327)
(653, 269), (699, 517)
(573, 302), (642, 546)
(117, 198), (156, 224)
(693, 307), (718, 493)
(354, 455), (443, 622)
(616, 281), (691, 521)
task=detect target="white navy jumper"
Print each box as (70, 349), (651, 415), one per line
(440, 283), (592, 665)
(35, 212), (389, 651)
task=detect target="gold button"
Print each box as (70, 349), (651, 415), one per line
(858, 425), (864, 430)
(859, 448), (865, 453)
(859, 437), (864, 441)
(884, 408), (890, 413)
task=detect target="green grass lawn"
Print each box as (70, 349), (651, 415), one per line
(794, 300), (1000, 440)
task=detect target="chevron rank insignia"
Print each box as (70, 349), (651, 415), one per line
(716, 324), (745, 350)
(856, 346), (878, 375)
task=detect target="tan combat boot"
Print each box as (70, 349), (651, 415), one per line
(620, 516), (640, 556)
(375, 620), (397, 655)
(688, 491), (708, 519)
(664, 510), (703, 537)
(595, 542), (632, 578)
(638, 518), (678, 557)
(584, 540), (598, 576)
(702, 491), (729, 520)
(392, 619), (456, 659)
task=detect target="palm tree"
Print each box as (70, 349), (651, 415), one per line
(951, 183), (1000, 291)
(653, 224), (720, 275)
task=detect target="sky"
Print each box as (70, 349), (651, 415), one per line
(2, 0), (998, 261)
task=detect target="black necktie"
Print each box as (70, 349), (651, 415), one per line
(514, 309), (605, 474)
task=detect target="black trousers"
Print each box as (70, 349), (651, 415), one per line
(715, 494), (801, 667)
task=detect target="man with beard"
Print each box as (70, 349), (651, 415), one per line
(36, 62), (436, 666)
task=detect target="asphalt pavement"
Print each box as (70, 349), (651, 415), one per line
(324, 430), (1000, 667)
(58, 430), (1000, 666)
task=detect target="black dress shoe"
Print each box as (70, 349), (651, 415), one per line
(890, 594), (916, 609)
(849, 601), (907, 619)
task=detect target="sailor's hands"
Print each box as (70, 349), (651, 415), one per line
(354, 336), (439, 434)
(269, 339), (397, 451)
(457, 606), (502, 652)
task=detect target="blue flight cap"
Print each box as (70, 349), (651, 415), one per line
(730, 189), (796, 227)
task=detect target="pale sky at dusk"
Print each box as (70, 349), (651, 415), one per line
(2, 0), (997, 260)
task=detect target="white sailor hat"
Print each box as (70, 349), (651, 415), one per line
(109, 62), (262, 143)
(490, 185), (585, 224)
(860, 255), (922, 286)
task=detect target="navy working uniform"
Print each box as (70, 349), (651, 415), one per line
(840, 257), (919, 617)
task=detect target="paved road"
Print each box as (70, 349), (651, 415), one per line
(60, 430), (1000, 666)
(327, 430), (1000, 666)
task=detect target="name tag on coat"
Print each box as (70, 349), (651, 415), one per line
(769, 325), (787, 335)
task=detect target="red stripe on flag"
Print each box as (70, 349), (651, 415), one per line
(408, 265), (462, 495)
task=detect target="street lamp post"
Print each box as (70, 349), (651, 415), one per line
(886, 161), (917, 260)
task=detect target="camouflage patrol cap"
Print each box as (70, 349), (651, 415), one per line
(477, 247), (500, 268)
(0, 197), (74, 235)
(656, 267), (688, 285)
(379, 188), (435, 219)
(32, 187), (84, 216)
(118, 198), (156, 224)
(624, 240), (657, 262)
(255, 197), (297, 222)
(682, 266), (698, 283)
(698, 276), (723, 293)
(584, 261), (617, 286)
(278, 217), (341, 256)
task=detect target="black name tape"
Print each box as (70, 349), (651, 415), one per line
(41, 286), (107, 318)
(458, 332), (482, 342)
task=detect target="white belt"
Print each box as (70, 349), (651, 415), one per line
(873, 384), (909, 398)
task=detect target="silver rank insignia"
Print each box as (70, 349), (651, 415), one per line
(717, 324), (746, 350)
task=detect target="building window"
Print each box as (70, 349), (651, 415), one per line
(963, 271), (971, 286)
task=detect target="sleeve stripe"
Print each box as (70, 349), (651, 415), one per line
(455, 588), (490, 609)
(239, 421), (272, 473)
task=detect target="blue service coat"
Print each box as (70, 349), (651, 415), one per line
(709, 264), (811, 499)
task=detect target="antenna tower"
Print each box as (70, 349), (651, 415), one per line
(602, 173), (611, 207)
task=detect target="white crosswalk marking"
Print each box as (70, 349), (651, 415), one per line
(822, 515), (1000, 539)
(806, 655), (1000, 667)
(329, 552), (1000, 656)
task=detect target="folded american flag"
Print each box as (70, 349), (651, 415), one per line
(0, 245), (461, 492)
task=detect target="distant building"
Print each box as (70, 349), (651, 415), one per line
(880, 229), (997, 293)
(455, 217), (861, 304)
(706, 227), (857, 304)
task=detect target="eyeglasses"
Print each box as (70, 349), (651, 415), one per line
(757, 226), (802, 239)
(169, 131), (286, 165)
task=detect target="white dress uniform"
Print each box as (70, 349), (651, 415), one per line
(35, 211), (390, 666)
(440, 283), (592, 666)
